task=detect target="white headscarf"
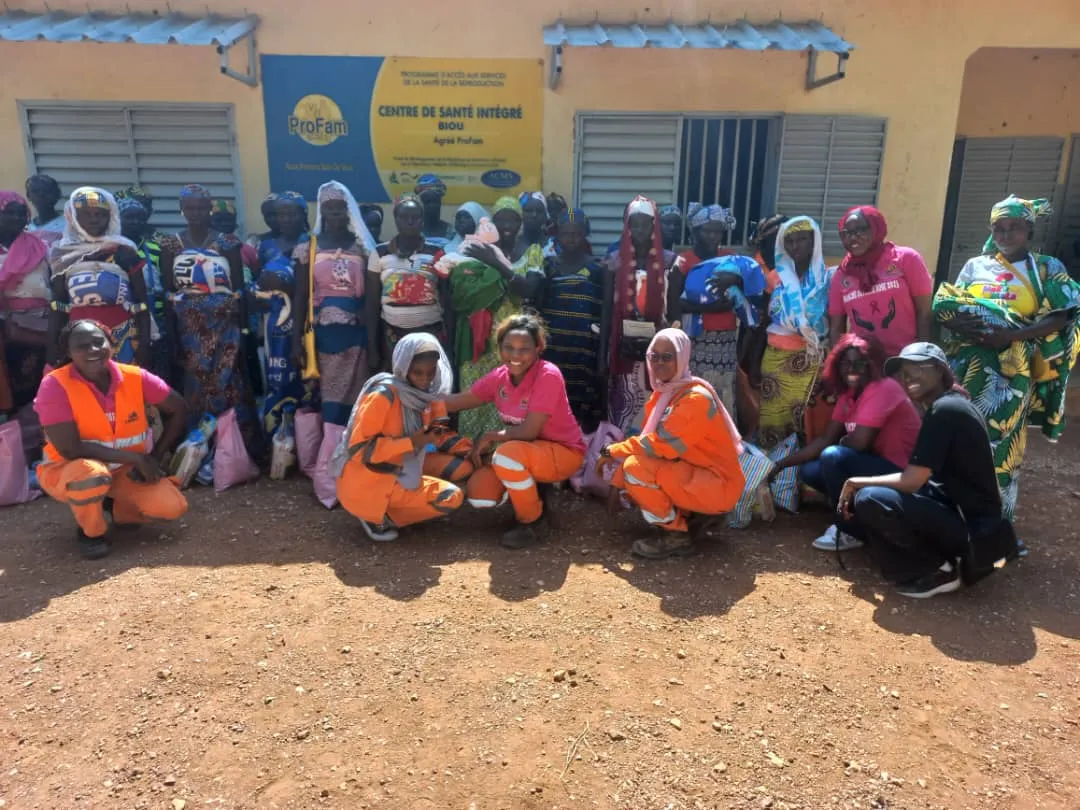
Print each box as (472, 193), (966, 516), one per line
(52, 186), (137, 270)
(768, 216), (831, 351)
(446, 201), (490, 252)
(313, 181), (377, 254)
(328, 332), (452, 486)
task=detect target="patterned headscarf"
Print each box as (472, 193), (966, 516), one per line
(414, 174), (447, 198)
(315, 180), (376, 254)
(54, 186), (137, 268)
(72, 188), (113, 211)
(749, 214), (787, 247)
(659, 204), (682, 219)
(686, 203), (737, 231)
(838, 205), (893, 293)
(115, 184), (152, 208)
(0, 191), (48, 293)
(518, 191), (548, 216)
(983, 194), (1052, 253)
(558, 207), (590, 235)
(278, 190), (307, 210)
(611, 194), (666, 376)
(179, 183), (211, 201)
(116, 197), (147, 216)
(211, 199), (236, 216)
(491, 195), (523, 217)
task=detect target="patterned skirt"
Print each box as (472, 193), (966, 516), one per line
(757, 345), (821, 450)
(690, 329), (739, 419)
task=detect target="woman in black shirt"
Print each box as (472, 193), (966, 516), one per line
(837, 342), (1019, 599)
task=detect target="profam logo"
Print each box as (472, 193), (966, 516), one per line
(288, 94), (348, 146)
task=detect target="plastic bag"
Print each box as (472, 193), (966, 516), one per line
(213, 408), (259, 492)
(270, 413), (297, 481)
(727, 442), (774, 529)
(295, 408), (323, 479)
(0, 421), (40, 506)
(570, 421), (624, 498)
(313, 423), (344, 509)
(169, 414), (217, 489)
(767, 434), (801, 514)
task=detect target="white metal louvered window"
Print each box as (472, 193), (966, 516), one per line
(945, 136), (1064, 282)
(1057, 136), (1080, 279)
(575, 112), (887, 257)
(18, 102), (243, 234)
(574, 114), (681, 251)
(776, 115), (887, 258)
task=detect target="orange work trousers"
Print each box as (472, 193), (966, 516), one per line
(466, 440), (584, 524)
(423, 431), (475, 484)
(612, 454), (739, 533)
(338, 466), (465, 528)
(38, 459), (189, 538)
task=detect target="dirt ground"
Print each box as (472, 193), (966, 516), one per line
(1, 433), (1078, 810)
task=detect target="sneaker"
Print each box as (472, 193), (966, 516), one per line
(812, 524), (863, 552)
(77, 530), (110, 560)
(359, 518), (399, 543)
(894, 568), (962, 599)
(1016, 538), (1029, 558)
(631, 531), (698, 560)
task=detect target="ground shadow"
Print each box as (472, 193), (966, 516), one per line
(3, 432), (1079, 667)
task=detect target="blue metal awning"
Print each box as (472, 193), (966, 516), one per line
(0, 9), (260, 85)
(543, 19), (854, 90)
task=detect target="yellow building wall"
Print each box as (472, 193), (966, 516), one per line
(0, 0), (1078, 268)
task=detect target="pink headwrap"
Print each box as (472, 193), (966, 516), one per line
(0, 192), (48, 293)
(642, 328), (743, 453)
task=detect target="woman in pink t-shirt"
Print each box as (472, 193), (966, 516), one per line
(768, 333), (922, 552)
(828, 206), (933, 359)
(442, 313), (585, 549)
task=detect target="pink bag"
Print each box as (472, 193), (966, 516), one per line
(570, 421), (624, 498)
(313, 423), (344, 509)
(295, 407), (323, 479)
(213, 408), (260, 493)
(0, 420), (40, 506)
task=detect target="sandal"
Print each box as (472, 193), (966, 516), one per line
(631, 531), (697, 560)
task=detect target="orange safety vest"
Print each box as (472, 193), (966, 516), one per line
(42, 363), (151, 466)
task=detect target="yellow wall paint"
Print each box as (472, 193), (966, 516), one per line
(1, 0), (1079, 268)
(956, 48), (1080, 138)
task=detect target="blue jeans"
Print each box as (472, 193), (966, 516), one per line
(800, 445), (901, 536)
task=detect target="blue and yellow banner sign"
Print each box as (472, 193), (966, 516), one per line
(261, 55), (543, 204)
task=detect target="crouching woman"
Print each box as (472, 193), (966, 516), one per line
(34, 320), (189, 560)
(332, 333), (470, 543)
(598, 328), (746, 560)
(837, 342), (1019, 599)
(443, 313), (586, 549)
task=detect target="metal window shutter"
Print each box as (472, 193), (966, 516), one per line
(1059, 137), (1080, 277)
(947, 136), (1064, 281)
(575, 115), (680, 251)
(776, 115), (887, 257)
(22, 103), (242, 235)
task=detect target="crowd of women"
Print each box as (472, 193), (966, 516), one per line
(1, 171), (1077, 599)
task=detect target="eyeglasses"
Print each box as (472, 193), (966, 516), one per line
(647, 351), (676, 363)
(840, 226), (870, 239)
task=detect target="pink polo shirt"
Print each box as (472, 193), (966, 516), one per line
(831, 377), (921, 469)
(34, 361), (172, 427)
(471, 359), (586, 453)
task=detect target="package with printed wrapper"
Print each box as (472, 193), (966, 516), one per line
(168, 414), (218, 489)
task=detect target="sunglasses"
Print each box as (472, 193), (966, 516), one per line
(647, 351), (676, 363)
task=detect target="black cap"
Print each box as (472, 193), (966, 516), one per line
(884, 341), (949, 377)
